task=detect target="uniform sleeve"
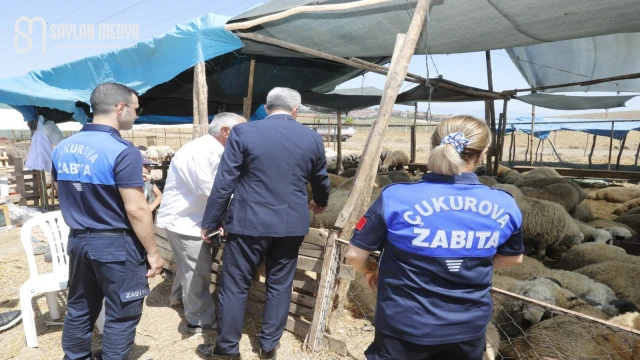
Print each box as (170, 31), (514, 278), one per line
(497, 206), (524, 256)
(350, 195), (387, 252)
(113, 146), (144, 188)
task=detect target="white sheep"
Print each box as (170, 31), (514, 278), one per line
(608, 311), (640, 330)
(145, 149), (159, 163)
(558, 242), (637, 271)
(576, 261), (640, 309)
(522, 167), (562, 180)
(575, 220), (613, 244)
(588, 218), (636, 239)
(587, 186), (640, 203)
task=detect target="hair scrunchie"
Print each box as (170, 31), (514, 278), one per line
(440, 132), (470, 154)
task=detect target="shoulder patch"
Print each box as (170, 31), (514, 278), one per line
(355, 216), (367, 231)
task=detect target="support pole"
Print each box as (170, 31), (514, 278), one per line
(540, 137), (545, 162)
(336, 112), (342, 175)
(635, 141), (640, 166)
(616, 134), (628, 170)
(410, 102), (417, 163)
(535, 138), (542, 163)
(589, 135), (597, 168)
(529, 105), (535, 165)
(243, 55), (257, 120)
(485, 51), (496, 173)
(548, 138), (563, 162)
(525, 134), (531, 163)
(193, 61), (208, 139)
(608, 122), (614, 171)
(493, 99), (508, 175)
(508, 131), (515, 164)
(328, 0), (431, 343)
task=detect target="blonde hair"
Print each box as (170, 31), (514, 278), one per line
(428, 115), (491, 176)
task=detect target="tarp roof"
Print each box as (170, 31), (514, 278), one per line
(231, 0), (640, 57)
(507, 117), (640, 140)
(515, 94), (637, 111)
(507, 33), (640, 93)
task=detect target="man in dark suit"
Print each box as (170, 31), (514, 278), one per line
(197, 87), (330, 360)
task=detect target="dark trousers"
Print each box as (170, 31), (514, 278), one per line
(365, 329), (486, 360)
(62, 232), (149, 360)
(215, 233), (304, 355)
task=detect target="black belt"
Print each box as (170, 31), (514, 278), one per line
(70, 229), (133, 236)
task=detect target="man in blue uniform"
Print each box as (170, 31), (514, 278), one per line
(345, 115), (524, 360)
(197, 87), (330, 360)
(53, 82), (164, 360)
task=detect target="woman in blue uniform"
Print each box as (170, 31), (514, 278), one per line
(345, 115), (524, 360)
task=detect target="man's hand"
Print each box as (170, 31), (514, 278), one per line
(201, 227), (224, 243)
(146, 250), (164, 278)
(309, 200), (326, 215)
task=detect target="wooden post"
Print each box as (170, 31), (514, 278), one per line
(243, 55), (257, 120)
(410, 102), (417, 163)
(329, 0), (431, 338)
(535, 139), (542, 163)
(485, 51), (497, 174)
(589, 135), (597, 168)
(616, 134), (628, 170)
(193, 61), (209, 139)
(548, 138), (563, 162)
(635, 141), (640, 166)
(529, 105), (535, 165)
(608, 122), (614, 171)
(336, 112), (342, 175)
(484, 101), (492, 170)
(540, 137), (545, 162)
(306, 231), (341, 352)
(15, 158), (26, 206)
(493, 99), (508, 174)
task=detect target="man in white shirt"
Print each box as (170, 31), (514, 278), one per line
(156, 112), (245, 334)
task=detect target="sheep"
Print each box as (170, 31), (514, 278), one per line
(494, 255), (548, 281)
(325, 155), (342, 173)
(514, 195), (584, 261)
(306, 174), (349, 203)
(621, 207), (640, 216)
(576, 262), (640, 308)
(609, 311), (640, 330)
(147, 146), (175, 162)
(515, 177), (588, 202)
(496, 164), (513, 175)
(520, 186), (566, 209)
(498, 170), (524, 184)
(575, 220), (613, 244)
(587, 186), (640, 203)
(474, 165), (490, 176)
(340, 168), (357, 178)
(613, 198), (640, 216)
(523, 167), (562, 180)
(335, 175), (392, 192)
(145, 148), (159, 162)
(571, 202), (595, 222)
(588, 219), (636, 239)
(387, 171), (412, 183)
(558, 243), (638, 271)
(379, 150), (409, 172)
(340, 154), (360, 170)
(310, 186), (383, 229)
(478, 176), (498, 187)
(500, 315), (640, 360)
(490, 183), (524, 198)
(614, 214), (640, 234)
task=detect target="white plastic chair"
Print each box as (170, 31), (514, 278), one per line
(19, 211), (105, 347)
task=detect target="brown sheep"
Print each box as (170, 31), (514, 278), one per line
(572, 202), (595, 222)
(478, 176), (498, 187)
(576, 262), (640, 307)
(558, 243), (632, 271)
(306, 173), (348, 202)
(614, 215), (640, 234)
(387, 170), (412, 183)
(587, 187), (640, 203)
(588, 219), (636, 239)
(520, 186), (566, 209)
(515, 177), (587, 202)
(340, 168), (357, 178)
(500, 315), (640, 360)
(309, 186), (383, 229)
(498, 170), (524, 184)
(494, 255), (549, 281)
(613, 197), (640, 215)
(380, 150), (409, 172)
(523, 167), (562, 180)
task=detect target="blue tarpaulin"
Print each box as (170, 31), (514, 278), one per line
(507, 117), (640, 140)
(0, 14), (242, 122)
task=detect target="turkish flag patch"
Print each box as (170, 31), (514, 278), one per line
(355, 217), (367, 231)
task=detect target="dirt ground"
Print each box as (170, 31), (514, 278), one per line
(0, 226), (350, 360)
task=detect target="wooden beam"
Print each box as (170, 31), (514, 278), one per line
(15, 158), (26, 206)
(547, 138), (563, 162)
(588, 135), (597, 168)
(306, 231), (340, 352)
(242, 55), (257, 120)
(616, 134), (627, 170)
(608, 122), (615, 171)
(336, 112), (342, 175)
(512, 166), (640, 181)
(193, 61), (208, 139)
(410, 102), (417, 163)
(225, 0), (391, 31)
(508, 71), (640, 94)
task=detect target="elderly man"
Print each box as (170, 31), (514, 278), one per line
(156, 112), (245, 334)
(53, 82), (163, 359)
(197, 88), (330, 360)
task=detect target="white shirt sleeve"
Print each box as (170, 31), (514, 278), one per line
(181, 149), (221, 200)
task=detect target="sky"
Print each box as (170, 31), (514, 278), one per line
(2, 0), (639, 120)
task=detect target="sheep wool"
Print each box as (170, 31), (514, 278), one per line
(608, 311), (640, 330)
(571, 202), (595, 222)
(587, 187), (640, 203)
(614, 214), (640, 234)
(522, 167), (562, 180)
(559, 243), (636, 271)
(576, 261), (640, 308)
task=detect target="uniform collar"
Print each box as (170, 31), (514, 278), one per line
(421, 172), (481, 185)
(81, 123), (121, 137)
(264, 113), (295, 121)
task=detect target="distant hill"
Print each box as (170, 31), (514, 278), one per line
(552, 110), (640, 119)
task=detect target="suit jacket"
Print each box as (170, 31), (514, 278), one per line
(202, 113), (330, 237)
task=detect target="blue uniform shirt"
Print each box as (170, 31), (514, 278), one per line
(350, 172), (523, 345)
(52, 124), (144, 230)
